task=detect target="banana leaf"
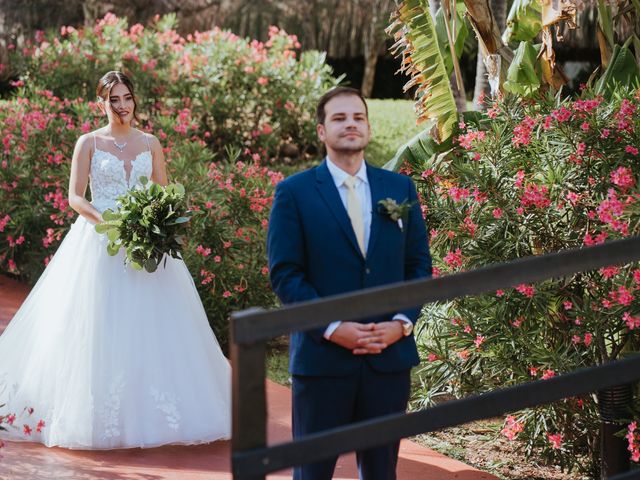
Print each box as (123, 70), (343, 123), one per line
(595, 38), (640, 96)
(434, 2), (469, 78)
(388, 0), (458, 142)
(383, 118), (454, 172)
(503, 41), (542, 97)
(503, 0), (543, 43)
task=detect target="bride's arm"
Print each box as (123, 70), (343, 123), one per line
(149, 135), (168, 186)
(68, 134), (103, 224)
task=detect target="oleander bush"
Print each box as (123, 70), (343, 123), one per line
(407, 87), (640, 474)
(7, 13), (340, 162)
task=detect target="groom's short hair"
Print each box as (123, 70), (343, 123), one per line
(316, 87), (368, 125)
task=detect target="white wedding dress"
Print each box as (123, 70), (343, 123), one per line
(0, 134), (231, 449)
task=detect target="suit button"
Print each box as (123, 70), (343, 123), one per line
(365, 268), (371, 274)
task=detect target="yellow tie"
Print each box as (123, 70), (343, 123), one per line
(344, 176), (366, 255)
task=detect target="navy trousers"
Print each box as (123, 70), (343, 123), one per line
(292, 361), (411, 480)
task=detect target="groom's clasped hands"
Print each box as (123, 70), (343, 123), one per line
(329, 321), (404, 355)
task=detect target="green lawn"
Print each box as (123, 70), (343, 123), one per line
(366, 99), (425, 167)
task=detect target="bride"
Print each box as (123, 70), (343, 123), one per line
(0, 71), (231, 449)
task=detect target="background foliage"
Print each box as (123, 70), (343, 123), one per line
(0, 13), (340, 345)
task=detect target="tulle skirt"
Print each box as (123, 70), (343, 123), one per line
(0, 216), (231, 449)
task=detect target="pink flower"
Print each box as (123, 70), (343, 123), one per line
(195, 245), (211, 257)
(541, 369), (556, 380)
(625, 145), (639, 156)
(547, 433), (563, 449)
(566, 191), (580, 205)
(457, 130), (486, 150)
(457, 349), (470, 360)
(611, 167), (635, 189)
(563, 301), (573, 310)
(623, 312), (640, 330)
(496, 289), (505, 297)
(257, 77), (269, 86)
(580, 121), (590, 131)
(515, 283), (535, 298)
(627, 422), (640, 462)
(600, 266), (620, 279)
(576, 142), (586, 156)
(474, 335), (485, 348)
(427, 352), (438, 362)
(520, 184), (551, 209)
(214, 255), (222, 263)
(529, 367), (538, 377)
(492, 208), (503, 219)
(222, 291), (232, 298)
(443, 248), (464, 268)
(572, 335), (581, 344)
(584, 333), (593, 347)
(501, 415), (524, 440)
(551, 106), (572, 123)
(617, 286), (634, 306)
(511, 317), (523, 328)
(601, 129), (611, 138)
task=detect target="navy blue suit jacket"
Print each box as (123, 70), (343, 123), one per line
(267, 160), (432, 376)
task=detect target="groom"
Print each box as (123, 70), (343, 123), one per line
(267, 87), (431, 480)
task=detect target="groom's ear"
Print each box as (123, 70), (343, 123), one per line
(316, 123), (326, 143)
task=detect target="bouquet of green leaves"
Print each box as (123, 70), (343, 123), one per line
(95, 177), (192, 272)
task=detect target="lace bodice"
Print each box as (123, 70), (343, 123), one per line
(90, 149), (153, 213)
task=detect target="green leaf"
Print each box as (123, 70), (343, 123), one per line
(148, 183), (161, 196)
(383, 119), (453, 172)
(139, 176), (149, 186)
(166, 216), (190, 225)
(597, 0), (615, 49)
(101, 209), (120, 221)
(107, 229), (120, 242)
(503, 41), (541, 97)
(434, 3), (469, 77)
(503, 0), (543, 43)
(388, 0), (458, 142)
(95, 221), (118, 234)
(130, 261), (143, 271)
(595, 39), (640, 96)
(107, 242), (121, 256)
(144, 258), (158, 273)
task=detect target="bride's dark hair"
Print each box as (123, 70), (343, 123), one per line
(96, 71), (140, 124)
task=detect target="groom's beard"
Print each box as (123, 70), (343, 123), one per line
(329, 136), (369, 154)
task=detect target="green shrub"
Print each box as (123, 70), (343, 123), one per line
(10, 13), (340, 161)
(406, 88), (640, 474)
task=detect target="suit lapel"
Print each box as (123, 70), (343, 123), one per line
(366, 164), (385, 258)
(315, 161), (363, 258)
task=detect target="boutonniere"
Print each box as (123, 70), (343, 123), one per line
(377, 198), (414, 232)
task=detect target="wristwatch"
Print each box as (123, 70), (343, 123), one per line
(399, 320), (413, 337)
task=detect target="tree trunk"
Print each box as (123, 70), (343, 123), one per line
(473, 0), (508, 109)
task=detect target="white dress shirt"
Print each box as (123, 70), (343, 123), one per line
(323, 157), (411, 340)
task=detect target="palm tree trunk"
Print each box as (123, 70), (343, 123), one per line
(473, 0), (508, 109)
